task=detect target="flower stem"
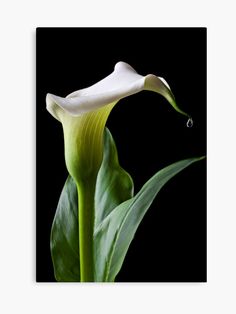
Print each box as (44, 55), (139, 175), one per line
(77, 180), (95, 282)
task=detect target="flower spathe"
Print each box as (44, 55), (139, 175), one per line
(46, 61), (189, 183)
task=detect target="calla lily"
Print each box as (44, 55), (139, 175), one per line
(46, 61), (190, 182)
(46, 61), (191, 282)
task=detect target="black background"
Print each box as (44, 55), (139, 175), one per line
(36, 28), (206, 282)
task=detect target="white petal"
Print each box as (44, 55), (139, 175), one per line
(46, 61), (187, 119)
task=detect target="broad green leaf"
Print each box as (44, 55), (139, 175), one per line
(94, 156), (205, 282)
(50, 176), (80, 281)
(95, 128), (134, 227)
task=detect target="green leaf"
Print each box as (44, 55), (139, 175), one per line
(50, 176), (80, 282)
(95, 128), (134, 227)
(94, 156), (205, 282)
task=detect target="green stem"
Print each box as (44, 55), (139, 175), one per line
(77, 179), (95, 282)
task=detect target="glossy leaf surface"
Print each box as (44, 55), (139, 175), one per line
(95, 128), (134, 227)
(94, 156), (204, 282)
(50, 176), (80, 281)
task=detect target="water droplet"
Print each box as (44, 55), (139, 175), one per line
(186, 117), (193, 128)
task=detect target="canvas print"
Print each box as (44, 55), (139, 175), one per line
(36, 28), (206, 282)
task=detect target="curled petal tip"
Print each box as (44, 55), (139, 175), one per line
(144, 74), (190, 118)
(158, 77), (171, 89)
(46, 93), (65, 122)
(46, 93), (55, 117)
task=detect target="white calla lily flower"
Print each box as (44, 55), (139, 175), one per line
(46, 61), (189, 184)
